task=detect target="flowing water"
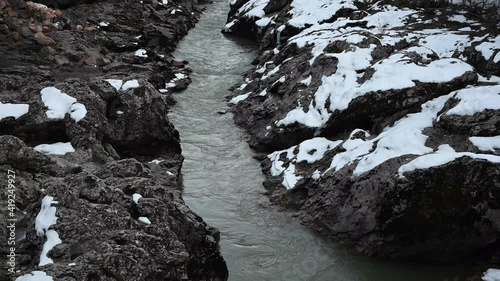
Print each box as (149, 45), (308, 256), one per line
(169, 1), (482, 280)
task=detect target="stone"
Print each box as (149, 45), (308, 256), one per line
(0, 23), (8, 34)
(34, 31), (55, 45)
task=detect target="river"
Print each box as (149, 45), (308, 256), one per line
(168, 1), (479, 280)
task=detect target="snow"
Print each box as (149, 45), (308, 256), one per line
(300, 75), (312, 86)
(0, 102), (29, 120)
(138, 217), (151, 224)
(122, 80), (140, 91)
(105, 79), (123, 91)
(68, 263), (76, 266)
(268, 137), (340, 188)
(132, 193), (143, 204)
(34, 142), (75, 155)
(35, 196), (62, 266)
(475, 36), (500, 62)
(296, 138), (341, 163)
(483, 269), (500, 281)
(175, 73), (187, 79)
(99, 22), (109, 27)
(149, 159), (164, 164)
(277, 48), (473, 128)
(398, 145), (500, 176)
(419, 33), (470, 58)
(259, 89), (268, 96)
(288, 0), (356, 28)
(255, 17), (272, 27)
(238, 0), (269, 18)
(470, 136), (500, 152)
(134, 49), (148, 57)
(16, 271), (54, 281)
(445, 85), (500, 116)
(40, 87), (87, 122)
(311, 170), (321, 180)
(282, 163), (302, 190)
(229, 93), (250, 104)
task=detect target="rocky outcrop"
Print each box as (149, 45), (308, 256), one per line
(224, 0), (500, 269)
(0, 0), (228, 280)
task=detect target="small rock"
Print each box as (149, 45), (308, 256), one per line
(39, 46), (56, 57)
(10, 30), (19, 41)
(217, 110), (227, 115)
(34, 31), (55, 46)
(83, 26), (96, 32)
(20, 26), (32, 37)
(0, 24), (9, 34)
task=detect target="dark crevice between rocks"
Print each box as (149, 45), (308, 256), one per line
(0, 121), (70, 146)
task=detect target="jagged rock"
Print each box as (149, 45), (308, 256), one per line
(0, 0), (228, 280)
(224, 0), (500, 270)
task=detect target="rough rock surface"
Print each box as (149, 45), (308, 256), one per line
(0, 0), (228, 280)
(223, 0), (500, 270)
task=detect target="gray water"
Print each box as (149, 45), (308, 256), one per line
(169, 1), (482, 280)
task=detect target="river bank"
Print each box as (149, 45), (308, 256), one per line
(0, 0), (228, 280)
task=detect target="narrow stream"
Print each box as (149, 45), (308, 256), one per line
(169, 1), (480, 280)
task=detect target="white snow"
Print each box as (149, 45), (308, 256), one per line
(134, 49), (148, 58)
(483, 269), (500, 281)
(16, 271), (54, 281)
(99, 22), (109, 27)
(166, 171), (174, 176)
(300, 75), (312, 86)
(35, 196), (62, 266)
(105, 79), (123, 91)
(282, 163), (302, 190)
(0, 103), (29, 120)
(68, 263), (76, 266)
(238, 0), (269, 18)
(229, 93), (250, 104)
(296, 138), (341, 163)
(41, 87), (87, 122)
(175, 73), (187, 79)
(445, 85), (500, 116)
(132, 193), (143, 204)
(34, 142), (75, 155)
(255, 17), (272, 27)
(121, 80), (140, 91)
(268, 137), (340, 189)
(259, 89), (268, 96)
(288, 0), (356, 28)
(470, 136), (500, 152)
(106, 79), (140, 91)
(149, 159), (164, 164)
(138, 217), (151, 224)
(475, 36), (500, 62)
(398, 144), (500, 176)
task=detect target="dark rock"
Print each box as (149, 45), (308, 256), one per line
(0, 23), (9, 34)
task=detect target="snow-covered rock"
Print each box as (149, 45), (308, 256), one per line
(225, 0), (500, 264)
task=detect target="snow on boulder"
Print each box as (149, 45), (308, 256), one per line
(444, 85), (500, 116)
(483, 269), (500, 281)
(398, 144), (500, 177)
(0, 102), (29, 121)
(105, 79), (141, 91)
(35, 195), (62, 266)
(16, 271), (54, 281)
(40, 87), (87, 122)
(34, 142), (75, 155)
(470, 136), (500, 152)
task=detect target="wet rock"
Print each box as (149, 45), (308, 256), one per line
(0, 23), (9, 34)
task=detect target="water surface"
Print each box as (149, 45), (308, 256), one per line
(169, 1), (481, 280)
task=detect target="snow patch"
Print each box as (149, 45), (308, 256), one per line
(34, 142), (75, 155)
(41, 87), (87, 122)
(0, 103), (29, 121)
(470, 136), (500, 152)
(398, 145), (500, 176)
(16, 272), (54, 281)
(35, 196), (62, 266)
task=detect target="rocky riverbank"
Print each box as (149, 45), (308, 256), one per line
(0, 0), (229, 280)
(224, 0), (500, 275)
